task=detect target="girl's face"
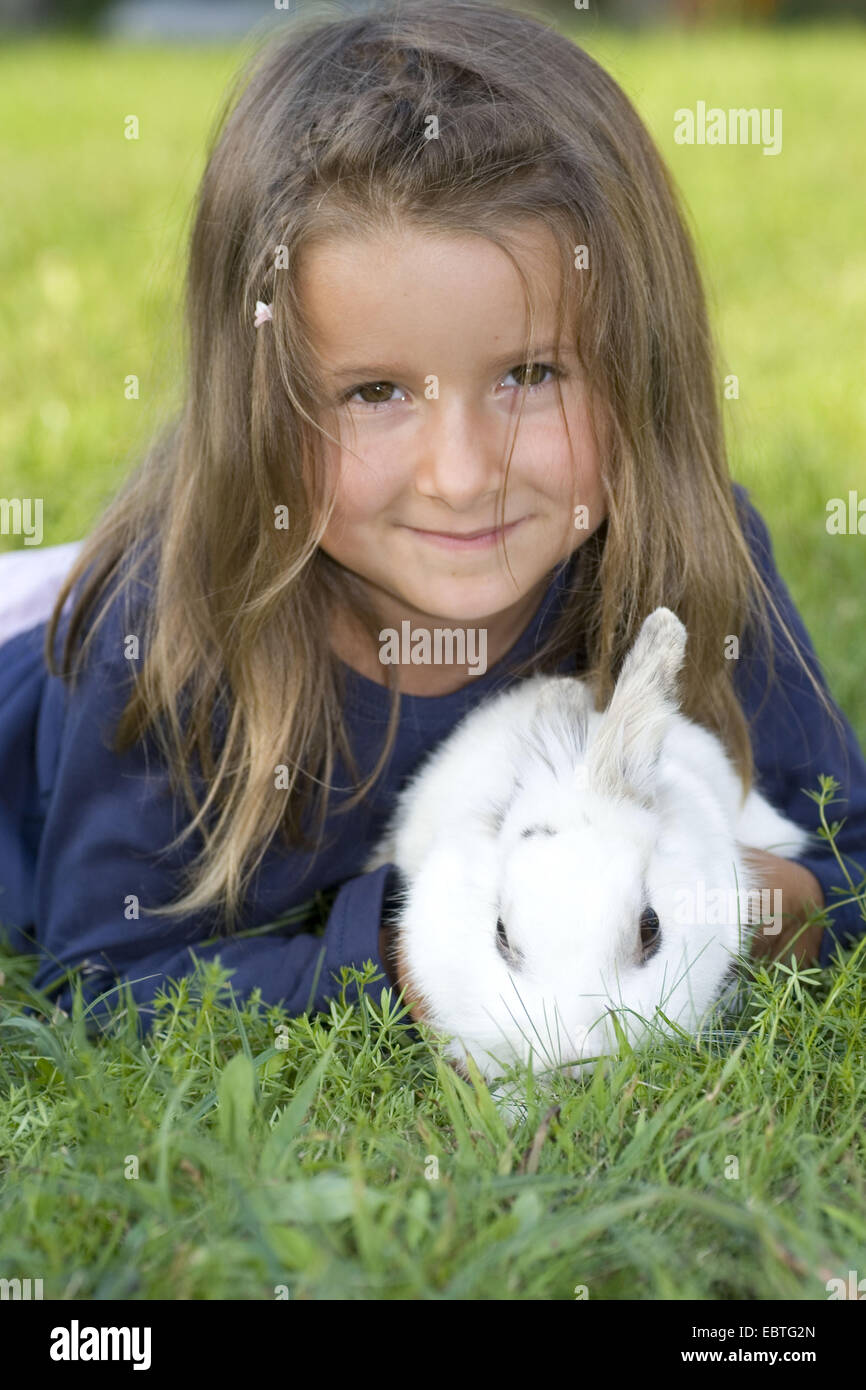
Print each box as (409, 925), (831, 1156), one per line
(299, 219), (607, 635)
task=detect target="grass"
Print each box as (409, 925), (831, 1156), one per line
(0, 23), (864, 727)
(1, 779), (865, 1299)
(1, 24), (865, 1299)
(2, 930), (866, 1300)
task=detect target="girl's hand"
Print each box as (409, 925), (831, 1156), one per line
(737, 845), (825, 966)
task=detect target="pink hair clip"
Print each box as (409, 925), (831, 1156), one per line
(254, 300), (273, 328)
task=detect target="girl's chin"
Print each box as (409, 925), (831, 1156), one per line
(380, 572), (553, 626)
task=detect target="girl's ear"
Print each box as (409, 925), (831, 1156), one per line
(586, 607), (687, 807)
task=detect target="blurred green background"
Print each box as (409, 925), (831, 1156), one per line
(0, 17), (864, 741)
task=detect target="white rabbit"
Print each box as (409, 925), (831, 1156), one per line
(366, 607), (814, 1090)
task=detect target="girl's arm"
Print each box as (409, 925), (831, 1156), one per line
(34, 866), (400, 1033)
(733, 484), (866, 967)
(0, 619), (401, 1036)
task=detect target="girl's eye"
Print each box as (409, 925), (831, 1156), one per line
(500, 362), (561, 392)
(342, 363), (562, 408)
(345, 381), (408, 407)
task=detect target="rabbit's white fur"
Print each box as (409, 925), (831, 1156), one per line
(366, 608), (814, 1087)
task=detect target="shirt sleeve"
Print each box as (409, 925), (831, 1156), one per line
(733, 485), (866, 966)
(0, 573), (400, 1035)
(37, 861), (399, 1034)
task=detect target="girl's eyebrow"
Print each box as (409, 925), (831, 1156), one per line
(324, 342), (576, 383)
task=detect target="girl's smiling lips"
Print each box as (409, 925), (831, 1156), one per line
(402, 516), (529, 550)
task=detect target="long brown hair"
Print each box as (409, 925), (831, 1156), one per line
(45, 0), (846, 928)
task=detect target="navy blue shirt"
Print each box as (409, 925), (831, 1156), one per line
(1, 483), (865, 1032)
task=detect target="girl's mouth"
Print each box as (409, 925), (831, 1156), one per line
(403, 517), (528, 551)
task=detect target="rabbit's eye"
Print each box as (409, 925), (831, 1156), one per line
(496, 916), (523, 968)
(639, 906), (661, 961)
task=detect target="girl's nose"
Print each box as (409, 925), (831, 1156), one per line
(412, 397), (509, 508)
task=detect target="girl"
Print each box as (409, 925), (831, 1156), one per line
(1, 0), (864, 1035)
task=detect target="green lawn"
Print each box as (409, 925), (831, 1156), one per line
(1, 25), (865, 1300)
(0, 25), (864, 727)
(2, 877), (866, 1300)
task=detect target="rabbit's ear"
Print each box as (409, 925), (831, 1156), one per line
(532, 678), (586, 724)
(529, 678), (590, 766)
(587, 607), (686, 806)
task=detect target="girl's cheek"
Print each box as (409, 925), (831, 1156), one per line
(332, 443), (414, 519)
(523, 419), (596, 504)
(326, 399), (599, 522)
